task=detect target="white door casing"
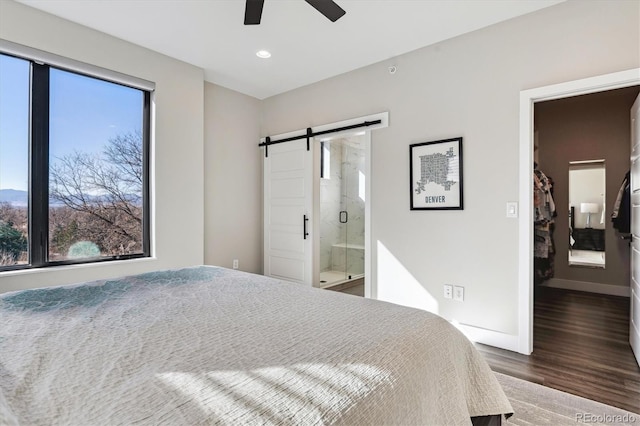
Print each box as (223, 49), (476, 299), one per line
(518, 69), (640, 355)
(263, 138), (313, 285)
(630, 93), (640, 366)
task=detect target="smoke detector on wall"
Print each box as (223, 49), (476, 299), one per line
(388, 66), (397, 75)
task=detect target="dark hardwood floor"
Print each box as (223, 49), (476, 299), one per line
(476, 286), (640, 414)
(332, 283), (640, 413)
(325, 279), (364, 296)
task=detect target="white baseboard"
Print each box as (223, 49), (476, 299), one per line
(543, 278), (630, 297)
(452, 279), (630, 355)
(453, 322), (521, 353)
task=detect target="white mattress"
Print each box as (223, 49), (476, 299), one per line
(0, 266), (512, 425)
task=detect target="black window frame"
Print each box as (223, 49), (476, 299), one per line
(0, 51), (151, 272)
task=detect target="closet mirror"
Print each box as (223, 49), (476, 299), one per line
(568, 160), (605, 268)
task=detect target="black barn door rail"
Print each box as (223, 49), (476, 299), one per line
(259, 119), (381, 157)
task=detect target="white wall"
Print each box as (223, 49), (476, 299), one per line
(261, 0), (639, 337)
(203, 82), (262, 273)
(0, 1), (204, 292)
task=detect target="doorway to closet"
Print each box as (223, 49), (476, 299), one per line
(527, 85), (640, 410)
(533, 86), (638, 294)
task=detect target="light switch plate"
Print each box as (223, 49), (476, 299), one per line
(506, 202), (518, 218)
(453, 286), (464, 302)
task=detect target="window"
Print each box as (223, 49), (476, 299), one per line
(0, 49), (151, 270)
(0, 55), (29, 266)
(320, 141), (331, 179)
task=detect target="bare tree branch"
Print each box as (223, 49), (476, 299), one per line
(49, 132), (144, 257)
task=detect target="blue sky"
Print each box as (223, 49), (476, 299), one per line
(0, 53), (143, 191)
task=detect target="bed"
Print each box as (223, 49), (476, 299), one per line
(0, 266), (512, 425)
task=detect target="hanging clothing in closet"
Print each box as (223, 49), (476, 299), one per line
(612, 170), (630, 234)
(534, 167), (556, 285)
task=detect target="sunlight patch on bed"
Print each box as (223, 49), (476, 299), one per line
(157, 363), (392, 424)
(376, 240), (439, 313)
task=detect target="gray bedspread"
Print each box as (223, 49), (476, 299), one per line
(0, 266), (512, 425)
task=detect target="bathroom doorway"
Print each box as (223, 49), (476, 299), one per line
(318, 133), (366, 288)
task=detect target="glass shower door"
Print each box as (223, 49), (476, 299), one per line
(318, 136), (365, 287)
(319, 140), (347, 286)
(342, 140), (365, 280)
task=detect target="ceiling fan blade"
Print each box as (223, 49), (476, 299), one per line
(304, 0), (346, 22)
(244, 0), (265, 25)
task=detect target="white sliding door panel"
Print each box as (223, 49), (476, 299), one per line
(271, 149), (306, 173)
(270, 230), (305, 253)
(270, 204), (305, 226)
(269, 256), (306, 283)
(264, 139), (313, 285)
(271, 179), (305, 199)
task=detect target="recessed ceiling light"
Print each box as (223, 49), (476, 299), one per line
(256, 50), (271, 59)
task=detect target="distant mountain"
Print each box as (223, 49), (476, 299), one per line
(0, 189), (28, 206)
(0, 189), (141, 208)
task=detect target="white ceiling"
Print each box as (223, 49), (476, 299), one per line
(17, 0), (564, 99)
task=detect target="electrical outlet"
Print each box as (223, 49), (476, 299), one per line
(232, 259), (239, 270)
(444, 285), (453, 299)
(453, 286), (464, 302)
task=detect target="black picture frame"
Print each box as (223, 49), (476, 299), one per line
(409, 137), (463, 210)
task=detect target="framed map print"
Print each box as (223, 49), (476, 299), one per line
(409, 137), (463, 210)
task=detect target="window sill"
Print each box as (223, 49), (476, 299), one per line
(0, 256), (158, 279)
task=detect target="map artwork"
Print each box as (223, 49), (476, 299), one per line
(415, 147), (459, 195)
(410, 137), (463, 210)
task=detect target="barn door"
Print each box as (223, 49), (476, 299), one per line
(263, 139), (313, 285)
